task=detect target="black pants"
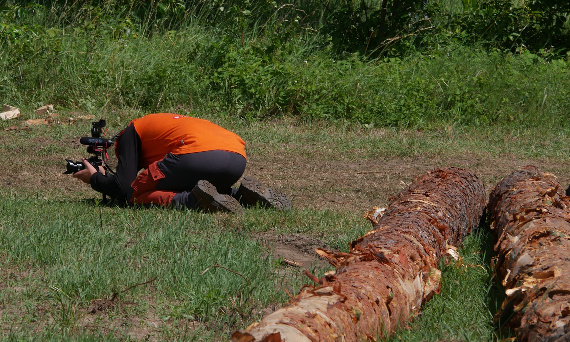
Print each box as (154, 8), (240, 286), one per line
(158, 150), (246, 192)
(131, 150), (246, 208)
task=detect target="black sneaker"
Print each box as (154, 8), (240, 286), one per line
(238, 177), (292, 211)
(192, 180), (242, 214)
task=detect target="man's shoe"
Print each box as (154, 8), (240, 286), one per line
(238, 177), (292, 211)
(192, 180), (242, 214)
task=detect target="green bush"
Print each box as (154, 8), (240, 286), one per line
(431, 0), (570, 56)
(1, 1), (569, 129)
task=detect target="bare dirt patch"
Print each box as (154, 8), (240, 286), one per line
(77, 298), (168, 342)
(1, 118), (569, 214)
(243, 141), (570, 214)
(256, 232), (331, 270)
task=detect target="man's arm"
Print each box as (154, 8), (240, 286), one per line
(90, 123), (141, 202)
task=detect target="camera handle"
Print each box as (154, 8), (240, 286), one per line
(98, 150), (117, 204)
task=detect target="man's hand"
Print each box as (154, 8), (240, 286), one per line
(72, 159), (105, 184)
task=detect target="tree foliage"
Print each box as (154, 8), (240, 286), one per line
(1, 1), (569, 126)
(438, 0), (570, 55)
(2, 0), (569, 56)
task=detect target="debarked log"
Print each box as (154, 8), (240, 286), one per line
(232, 167), (486, 342)
(488, 165), (570, 341)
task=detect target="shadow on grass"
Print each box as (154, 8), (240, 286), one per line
(478, 215), (516, 340)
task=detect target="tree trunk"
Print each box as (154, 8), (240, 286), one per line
(232, 167), (486, 342)
(488, 165), (570, 341)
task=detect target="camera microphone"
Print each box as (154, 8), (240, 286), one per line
(79, 137), (114, 147)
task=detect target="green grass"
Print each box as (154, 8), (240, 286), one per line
(10, 115), (570, 340)
(0, 191), (512, 341)
(234, 117), (570, 161)
(0, 197), (287, 340)
(8, 112), (570, 340)
(386, 228), (507, 342)
(2, 1), (569, 340)
(9, 114), (569, 340)
(0, 192), (372, 340)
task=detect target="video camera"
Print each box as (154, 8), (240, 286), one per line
(64, 119), (114, 174)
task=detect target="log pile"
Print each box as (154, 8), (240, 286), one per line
(488, 165), (570, 341)
(232, 167), (486, 342)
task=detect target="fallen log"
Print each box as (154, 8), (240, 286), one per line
(487, 165), (570, 341)
(232, 167), (486, 342)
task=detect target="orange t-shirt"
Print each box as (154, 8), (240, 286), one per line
(130, 113), (246, 168)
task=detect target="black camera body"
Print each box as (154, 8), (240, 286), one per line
(64, 119), (114, 174)
(64, 156), (104, 174)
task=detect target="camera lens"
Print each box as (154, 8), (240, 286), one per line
(64, 160), (85, 174)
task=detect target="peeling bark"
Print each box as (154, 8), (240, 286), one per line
(488, 165), (570, 341)
(232, 167), (486, 342)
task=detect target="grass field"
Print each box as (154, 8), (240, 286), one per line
(1, 1), (570, 339)
(1, 113), (570, 341)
